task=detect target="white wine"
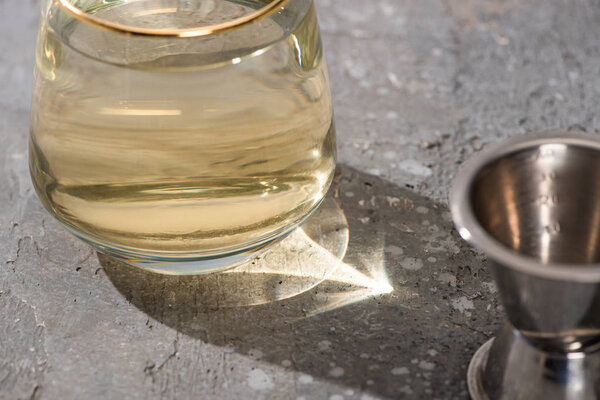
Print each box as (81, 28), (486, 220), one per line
(30, 0), (336, 269)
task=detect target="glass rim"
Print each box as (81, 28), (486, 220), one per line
(56, 0), (291, 38)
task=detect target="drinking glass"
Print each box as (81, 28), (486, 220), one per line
(30, 0), (336, 274)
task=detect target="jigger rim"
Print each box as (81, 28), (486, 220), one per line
(450, 130), (600, 283)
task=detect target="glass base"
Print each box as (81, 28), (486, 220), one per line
(90, 232), (288, 275)
(64, 197), (334, 275)
(100, 196), (349, 307)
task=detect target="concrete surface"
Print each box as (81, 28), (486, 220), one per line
(2, 0), (599, 398)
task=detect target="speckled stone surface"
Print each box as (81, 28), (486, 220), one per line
(1, 0), (598, 399)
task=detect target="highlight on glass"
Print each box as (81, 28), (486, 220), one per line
(30, 0), (336, 274)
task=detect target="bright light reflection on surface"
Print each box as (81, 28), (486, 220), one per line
(291, 35), (303, 64)
(539, 144), (568, 154)
(222, 197), (393, 312)
(458, 227), (472, 241)
(327, 260), (394, 294)
(251, 48), (267, 58)
(236, 229), (392, 293)
(305, 238), (394, 317)
(231, 227), (393, 316)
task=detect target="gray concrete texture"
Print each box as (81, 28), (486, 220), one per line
(1, 0), (598, 398)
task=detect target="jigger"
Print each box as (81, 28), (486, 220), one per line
(450, 131), (600, 400)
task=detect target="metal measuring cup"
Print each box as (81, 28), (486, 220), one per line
(450, 131), (600, 399)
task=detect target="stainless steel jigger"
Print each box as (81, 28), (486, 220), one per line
(450, 131), (600, 400)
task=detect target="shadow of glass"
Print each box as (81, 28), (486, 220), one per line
(100, 165), (501, 399)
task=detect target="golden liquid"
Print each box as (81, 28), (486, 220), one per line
(30, 0), (336, 260)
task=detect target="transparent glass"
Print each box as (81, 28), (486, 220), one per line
(30, 0), (336, 274)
